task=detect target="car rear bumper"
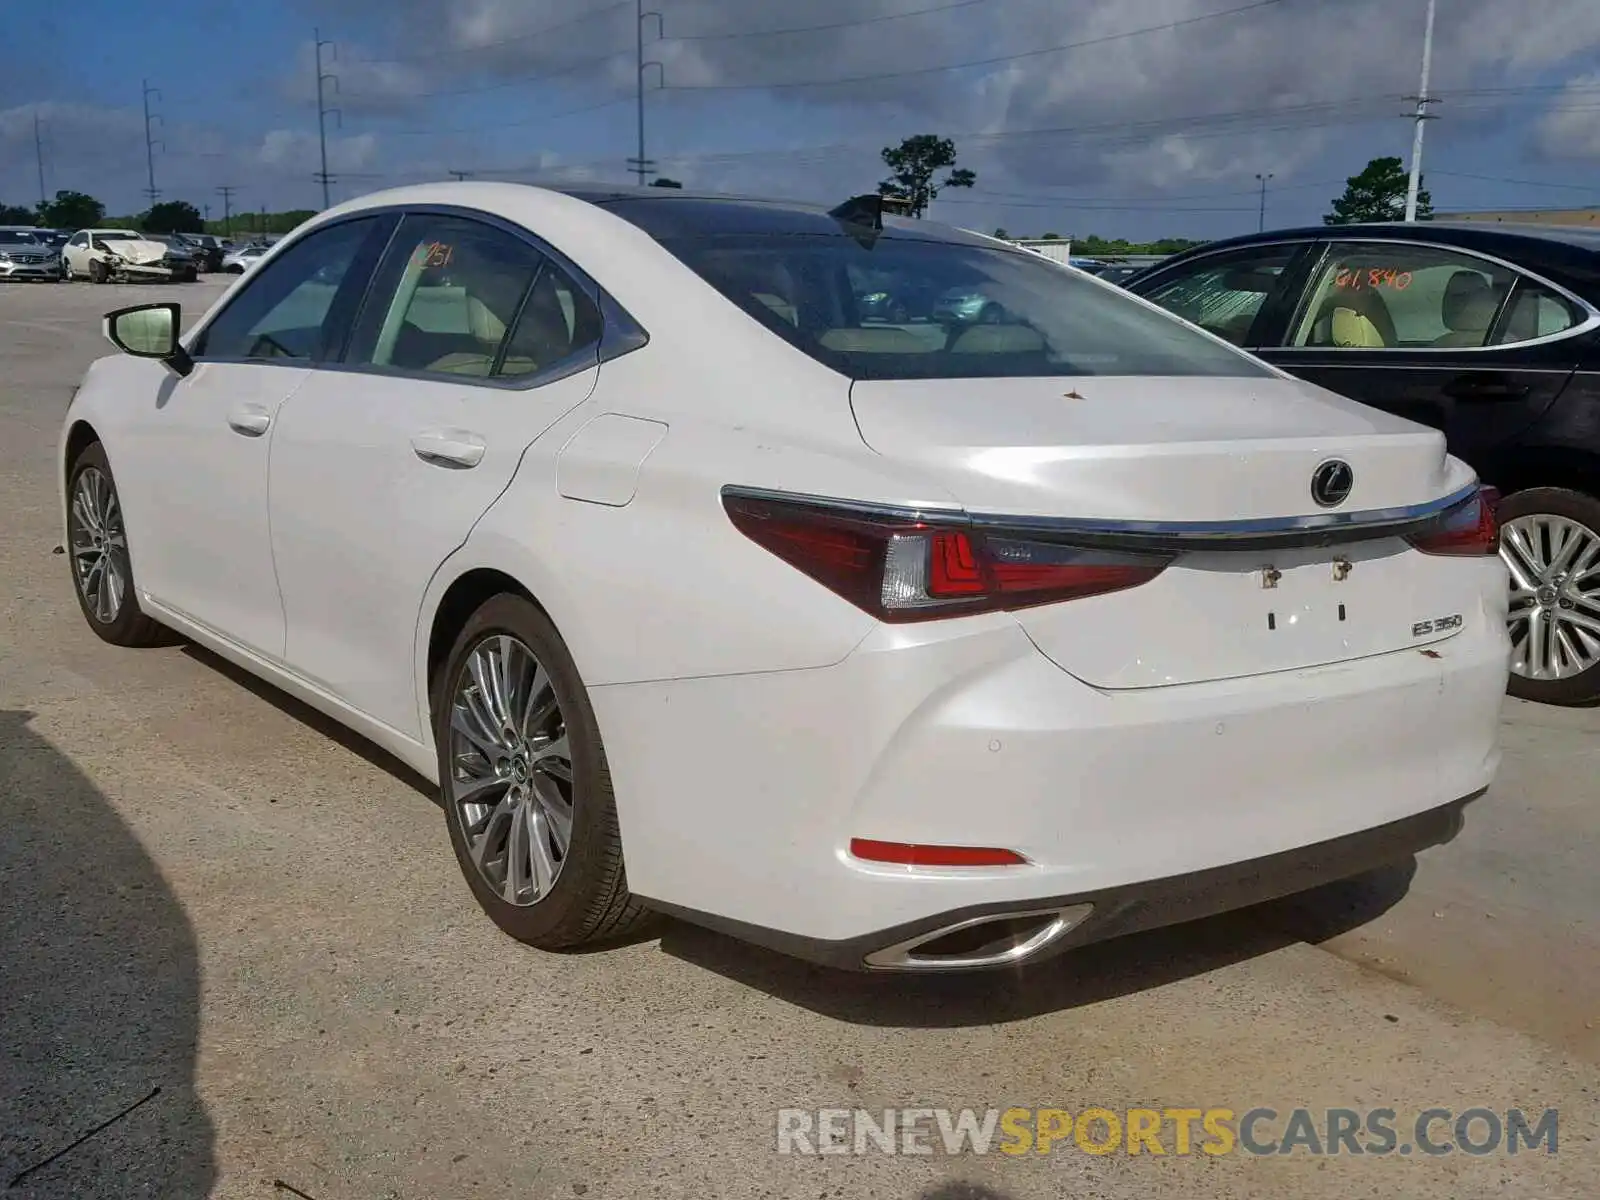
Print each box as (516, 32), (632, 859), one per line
(592, 596), (1509, 971)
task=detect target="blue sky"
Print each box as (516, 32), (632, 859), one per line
(4, 0), (1599, 238)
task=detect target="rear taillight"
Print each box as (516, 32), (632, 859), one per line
(1406, 485), (1501, 557)
(723, 491), (1170, 622)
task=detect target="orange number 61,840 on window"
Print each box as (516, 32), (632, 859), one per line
(1334, 267), (1413, 291)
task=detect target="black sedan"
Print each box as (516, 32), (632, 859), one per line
(1129, 221), (1600, 706)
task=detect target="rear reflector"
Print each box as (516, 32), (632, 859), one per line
(849, 839), (1028, 867)
(723, 490), (1170, 623)
(1406, 485), (1500, 557)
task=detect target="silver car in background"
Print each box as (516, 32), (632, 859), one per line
(0, 228), (62, 281)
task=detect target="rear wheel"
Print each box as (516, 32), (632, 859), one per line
(66, 443), (166, 647)
(1499, 487), (1600, 705)
(433, 594), (651, 949)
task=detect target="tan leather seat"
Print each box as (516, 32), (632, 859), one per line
(818, 327), (932, 353)
(1304, 281), (1396, 348)
(1432, 270), (1499, 347)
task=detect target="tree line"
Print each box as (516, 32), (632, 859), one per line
(0, 191), (317, 237)
(2, 153), (1430, 244)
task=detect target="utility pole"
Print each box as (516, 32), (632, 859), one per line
(629, 1), (663, 185)
(314, 29), (341, 209)
(33, 108), (47, 209)
(1255, 172), (1273, 232)
(1404, 0), (1438, 223)
(448, 170), (472, 181)
(217, 186), (236, 237)
(141, 80), (163, 205)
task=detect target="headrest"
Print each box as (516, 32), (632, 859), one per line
(949, 324), (1047, 354)
(1441, 270), (1496, 332)
(818, 327), (933, 353)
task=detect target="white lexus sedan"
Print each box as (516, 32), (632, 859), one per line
(60, 182), (1510, 972)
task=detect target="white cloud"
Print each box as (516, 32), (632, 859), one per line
(1535, 73), (1600, 160)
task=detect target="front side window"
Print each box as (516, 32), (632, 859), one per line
(659, 234), (1270, 380)
(194, 217), (383, 361)
(1287, 242), (1578, 350)
(1137, 247), (1302, 346)
(351, 215), (555, 380)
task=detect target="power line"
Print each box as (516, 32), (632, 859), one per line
(141, 80), (163, 204)
(1430, 170), (1600, 193)
(377, 94), (632, 138)
(658, 0), (1286, 91)
(315, 29), (341, 209)
(341, 48), (625, 100)
(667, 0), (1007, 41)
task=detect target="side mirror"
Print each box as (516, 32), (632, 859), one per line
(104, 302), (193, 378)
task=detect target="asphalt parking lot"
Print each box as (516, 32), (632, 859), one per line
(1, 279), (1596, 1200)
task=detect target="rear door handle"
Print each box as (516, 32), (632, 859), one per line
(227, 405), (272, 436)
(1442, 376), (1531, 402)
(411, 430), (486, 469)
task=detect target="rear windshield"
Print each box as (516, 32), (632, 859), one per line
(657, 233), (1270, 380)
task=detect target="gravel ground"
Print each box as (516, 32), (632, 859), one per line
(1, 278), (1595, 1200)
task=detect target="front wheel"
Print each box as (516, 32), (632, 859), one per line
(88, 258), (109, 284)
(66, 443), (166, 647)
(1499, 486), (1600, 705)
(433, 594), (651, 949)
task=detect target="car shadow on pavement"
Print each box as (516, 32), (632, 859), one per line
(0, 710), (214, 1199)
(179, 643), (436, 802)
(656, 861), (1417, 1028)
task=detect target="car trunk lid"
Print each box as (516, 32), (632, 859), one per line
(850, 375), (1483, 688)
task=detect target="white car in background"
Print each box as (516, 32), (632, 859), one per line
(58, 182), (1509, 972)
(221, 242), (269, 274)
(61, 229), (197, 283)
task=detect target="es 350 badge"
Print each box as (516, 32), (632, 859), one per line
(1413, 614), (1464, 637)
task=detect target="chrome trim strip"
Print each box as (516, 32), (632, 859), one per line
(720, 481), (1481, 549)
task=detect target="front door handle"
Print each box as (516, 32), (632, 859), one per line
(227, 405), (272, 436)
(411, 430), (486, 469)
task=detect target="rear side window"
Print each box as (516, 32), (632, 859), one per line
(657, 234), (1270, 380)
(348, 213), (601, 381)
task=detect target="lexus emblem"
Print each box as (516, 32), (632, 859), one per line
(1310, 459), (1354, 508)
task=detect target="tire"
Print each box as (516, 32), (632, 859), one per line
(61, 259), (72, 281)
(1498, 486), (1600, 706)
(65, 442), (166, 648)
(978, 302), (1004, 324)
(88, 258), (108, 285)
(433, 594), (651, 949)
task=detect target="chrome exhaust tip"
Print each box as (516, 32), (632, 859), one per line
(862, 903), (1095, 971)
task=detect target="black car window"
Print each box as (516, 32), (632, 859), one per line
(1136, 246), (1302, 346)
(497, 258), (604, 378)
(1291, 243), (1526, 350)
(349, 214), (552, 380)
(192, 217), (384, 361)
(1494, 281), (1584, 345)
(660, 233), (1269, 380)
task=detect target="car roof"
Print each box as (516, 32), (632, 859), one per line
(543, 183), (1008, 250)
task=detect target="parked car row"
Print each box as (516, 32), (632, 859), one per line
(0, 224), (279, 284)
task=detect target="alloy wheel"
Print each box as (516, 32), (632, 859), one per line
(447, 634), (575, 907)
(68, 467), (128, 624)
(1501, 513), (1600, 681)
